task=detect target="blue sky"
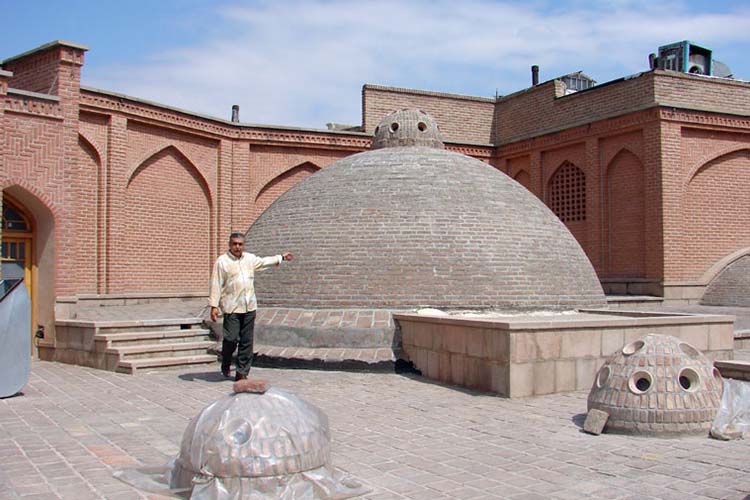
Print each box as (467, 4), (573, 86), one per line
(3, 0), (750, 129)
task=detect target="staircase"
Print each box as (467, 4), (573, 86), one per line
(49, 316), (219, 374)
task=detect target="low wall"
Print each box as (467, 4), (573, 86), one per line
(395, 310), (734, 398)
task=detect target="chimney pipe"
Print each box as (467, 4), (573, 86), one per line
(231, 105), (240, 123)
(648, 53), (658, 70)
(531, 65), (539, 86)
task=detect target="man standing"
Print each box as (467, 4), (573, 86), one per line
(209, 232), (293, 380)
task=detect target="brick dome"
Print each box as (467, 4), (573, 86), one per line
(587, 334), (723, 435)
(246, 110), (605, 314)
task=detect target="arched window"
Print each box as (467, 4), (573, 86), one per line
(548, 161), (586, 222)
(2, 200), (31, 233)
(1, 197), (33, 284)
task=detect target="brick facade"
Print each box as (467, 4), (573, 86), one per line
(2, 40), (750, 344)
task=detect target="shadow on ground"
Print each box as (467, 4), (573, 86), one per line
(178, 371), (230, 383)
(571, 412), (587, 429)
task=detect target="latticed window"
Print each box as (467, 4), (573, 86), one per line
(548, 161), (586, 222)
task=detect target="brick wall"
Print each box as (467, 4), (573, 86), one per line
(3, 47), (62, 95)
(4, 39), (750, 310)
(654, 71), (750, 116)
(243, 145), (352, 231)
(362, 85), (495, 144)
(657, 118), (750, 284)
(681, 149), (750, 281)
(253, 162), (319, 223)
(495, 75), (656, 145)
(497, 111), (661, 281)
(605, 149), (645, 277)
(111, 147), (211, 292)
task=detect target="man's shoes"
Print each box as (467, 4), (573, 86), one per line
(221, 368), (231, 379)
(235, 372), (247, 381)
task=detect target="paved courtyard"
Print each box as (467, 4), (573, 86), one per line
(1, 360), (749, 500)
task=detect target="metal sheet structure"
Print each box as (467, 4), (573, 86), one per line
(0, 280), (31, 398)
(115, 387), (370, 499)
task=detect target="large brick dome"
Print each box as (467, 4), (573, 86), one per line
(247, 110), (605, 313)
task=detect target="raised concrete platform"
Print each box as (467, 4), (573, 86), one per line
(396, 309), (735, 398)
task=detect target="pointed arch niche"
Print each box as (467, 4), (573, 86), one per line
(683, 148), (750, 280)
(606, 149), (645, 277)
(78, 133), (105, 292)
(513, 170), (531, 192)
(547, 161), (587, 251)
(113, 146), (212, 293)
(253, 162), (320, 221)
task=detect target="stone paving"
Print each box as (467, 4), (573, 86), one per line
(1, 360), (749, 500)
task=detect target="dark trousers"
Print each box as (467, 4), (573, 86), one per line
(221, 311), (256, 376)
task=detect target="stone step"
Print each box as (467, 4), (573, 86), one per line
(57, 317), (204, 335)
(117, 354), (217, 375)
(253, 344), (410, 372)
(108, 341), (216, 360)
(95, 329), (212, 347)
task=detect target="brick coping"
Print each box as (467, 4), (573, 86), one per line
(1, 39), (89, 64)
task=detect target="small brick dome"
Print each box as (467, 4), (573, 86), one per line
(587, 334), (724, 435)
(246, 110), (605, 313)
(371, 109), (444, 150)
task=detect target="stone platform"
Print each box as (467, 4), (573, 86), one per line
(396, 309), (736, 397)
(2, 360), (750, 500)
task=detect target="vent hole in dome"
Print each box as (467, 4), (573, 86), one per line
(679, 342), (701, 359)
(596, 366), (610, 388)
(390, 122), (399, 132)
(224, 419), (253, 446)
(628, 371), (653, 394)
(417, 122), (427, 131)
(678, 368), (701, 392)
(622, 340), (644, 356)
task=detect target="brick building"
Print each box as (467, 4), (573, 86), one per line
(2, 40), (750, 353)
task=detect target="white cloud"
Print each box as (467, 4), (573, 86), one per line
(85, 0), (750, 128)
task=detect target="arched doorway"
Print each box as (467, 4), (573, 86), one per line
(1, 195), (34, 353)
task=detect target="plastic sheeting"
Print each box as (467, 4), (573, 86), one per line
(710, 378), (750, 440)
(0, 281), (31, 398)
(115, 388), (370, 499)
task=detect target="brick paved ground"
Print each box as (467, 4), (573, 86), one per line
(1, 361), (749, 500)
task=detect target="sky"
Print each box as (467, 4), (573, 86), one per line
(3, 0), (750, 129)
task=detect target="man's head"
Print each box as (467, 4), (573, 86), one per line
(228, 232), (245, 258)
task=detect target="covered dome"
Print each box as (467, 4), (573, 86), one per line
(115, 388), (369, 499)
(246, 110), (605, 312)
(174, 388), (330, 478)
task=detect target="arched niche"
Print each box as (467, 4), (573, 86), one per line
(683, 149), (750, 280)
(253, 162), (321, 221)
(546, 161), (587, 251)
(114, 146), (212, 293)
(605, 149), (645, 277)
